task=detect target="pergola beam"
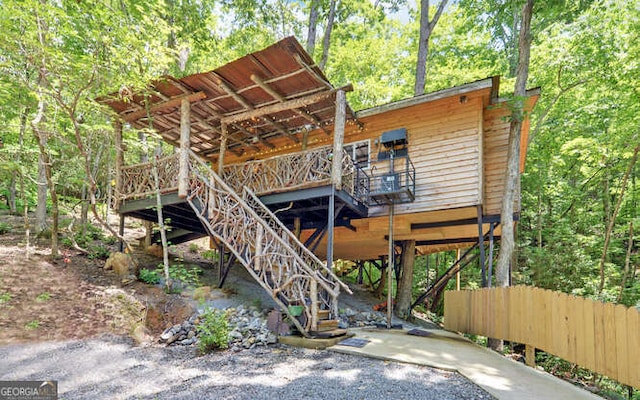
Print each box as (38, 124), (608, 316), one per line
(221, 84), (353, 126)
(251, 74), (330, 135)
(121, 91), (206, 122)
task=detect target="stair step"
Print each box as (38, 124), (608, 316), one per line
(317, 310), (331, 320)
(311, 328), (348, 339)
(316, 319), (339, 331)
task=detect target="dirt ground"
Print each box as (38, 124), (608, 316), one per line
(0, 213), (207, 345)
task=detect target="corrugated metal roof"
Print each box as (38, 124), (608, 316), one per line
(97, 37), (355, 160)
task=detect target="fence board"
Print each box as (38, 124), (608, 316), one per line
(627, 307), (640, 388)
(603, 302), (617, 380)
(614, 304), (628, 386)
(443, 286), (640, 389)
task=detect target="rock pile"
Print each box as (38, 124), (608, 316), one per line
(160, 313), (199, 346)
(159, 305), (277, 349)
(339, 307), (387, 328)
(226, 305), (277, 351)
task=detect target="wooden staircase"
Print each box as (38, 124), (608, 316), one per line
(183, 150), (351, 337)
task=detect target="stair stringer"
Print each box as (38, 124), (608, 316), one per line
(185, 151), (351, 337)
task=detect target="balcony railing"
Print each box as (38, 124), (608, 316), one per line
(222, 145), (369, 204)
(116, 146), (370, 206)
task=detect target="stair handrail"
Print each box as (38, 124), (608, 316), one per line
(187, 150), (349, 298)
(242, 186), (353, 295)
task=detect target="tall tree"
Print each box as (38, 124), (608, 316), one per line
(306, 0), (320, 56)
(496, 0), (534, 286)
(414, 0), (448, 95)
(319, 0), (338, 69)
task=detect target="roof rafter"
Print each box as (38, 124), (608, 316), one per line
(121, 91), (206, 122)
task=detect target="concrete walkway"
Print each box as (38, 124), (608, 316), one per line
(330, 328), (602, 400)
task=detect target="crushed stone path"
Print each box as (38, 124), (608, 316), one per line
(0, 334), (493, 400)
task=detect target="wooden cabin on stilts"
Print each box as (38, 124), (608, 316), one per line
(98, 37), (539, 337)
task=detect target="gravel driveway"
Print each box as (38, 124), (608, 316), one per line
(0, 334), (492, 400)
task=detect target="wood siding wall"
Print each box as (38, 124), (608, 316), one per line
(444, 286), (640, 389)
(364, 95), (483, 216)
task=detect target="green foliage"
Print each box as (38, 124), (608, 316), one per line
(87, 244), (111, 260)
(188, 243), (200, 253)
(197, 308), (229, 353)
(0, 222), (11, 235)
(0, 292), (11, 304)
(201, 249), (219, 262)
(157, 263), (202, 288)
(35, 292), (51, 302)
(24, 320), (40, 330)
(139, 268), (162, 285)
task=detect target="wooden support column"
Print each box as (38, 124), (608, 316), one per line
(218, 123), (228, 175)
(477, 205), (487, 287)
(310, 280), (318, 332)
(331, 89), (346, 190)
(178, 98), (191, 198)
(114, 120), (124, 209)
(114, 120), (125, 252)
(326, 90), (345, 273)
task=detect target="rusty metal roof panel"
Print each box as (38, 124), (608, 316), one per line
(97, 36), (354, 161)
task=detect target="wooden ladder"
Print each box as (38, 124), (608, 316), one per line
(185, 151), (351, 337)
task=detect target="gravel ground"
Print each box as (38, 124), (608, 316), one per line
(0, 334), (493, 400)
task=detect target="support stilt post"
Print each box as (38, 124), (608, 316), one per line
(326, 89), (346, 272)
(456, 248), (461, 290)
(488, 222), (495, 287)
(118, 214), (125, 253)
(477, 205), (486, 287)
(178, 98), (191, 198)
(387, 202), (394, 328)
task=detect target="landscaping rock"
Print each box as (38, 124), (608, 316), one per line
(104, 252), (135, 277)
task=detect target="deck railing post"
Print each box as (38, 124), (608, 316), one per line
(114, 120), (124, 209)
(331, 89), (346, 190)
(178, 98), (191, 198)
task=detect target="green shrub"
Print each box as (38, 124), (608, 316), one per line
(158, 263), (202, 288)
(88, 245), (111, 260)
(139, 268), (161, 285)
(0, 222), (12, 235)
(0, 292), (11, 304)
(188, 243), (200, 253)
(198, 308), (229, 353)
(201, 249), (219, 262)
(104, 235), (118, 245)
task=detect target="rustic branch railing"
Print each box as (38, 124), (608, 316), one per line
(117, 153), (180, 202)
(186, 150), (351, 336)
(222, 145), (368, 203)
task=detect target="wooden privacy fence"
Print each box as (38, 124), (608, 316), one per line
(444, 286), (640, 389)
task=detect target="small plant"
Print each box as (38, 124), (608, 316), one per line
(198, 308), (229, 353)
(158, 263), (202, 288)
(25, 320), (40, 330)
(36, 292), (51, 302)
(201, 249), (219, 262)
(104, 235), (118, 245)
(188, 243), (200, 253)
(0, 222), (12, 235)
(0, 292), (11, 304)
(88, 244), (111, 260)
(139, 268), (161, 285)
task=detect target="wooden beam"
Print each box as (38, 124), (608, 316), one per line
(331, 89), (346, 190)
(218, 123), (227, 174)
(251, 74), (330, 135)
(178, 98), (190, 198)
(121, 91), (206, 122)
(114, 120), (124, 208)
(221, 84), (353, 126)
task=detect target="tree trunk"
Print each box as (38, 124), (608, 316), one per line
(35, 148), (48, 234)
(492, 0), (533, 352)
(495, 0), (534, 287)
(414, 0), (448, 96)
(395, 240), (416, 319)
(617, 222), (634, 303)
(9, 110), (28, 215)
(319, 0), (337, 70)
(306, 0), (320, 56)
(152, 142), (171, 292)
(598, 143), (640, 293)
